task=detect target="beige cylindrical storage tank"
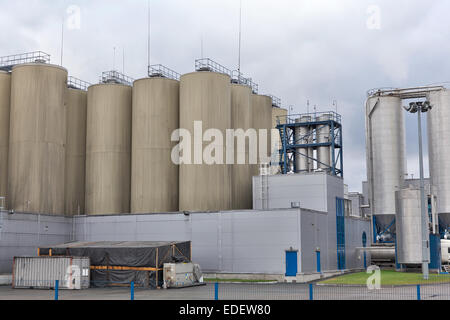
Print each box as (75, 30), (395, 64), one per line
(8, 64), (67, 214)
(0, 71), (11, 203)
(131, 77), (179, 213)
(231, 84), (252, 210)
(251, 94), (273, 176)
(85, 84), (132, 215)
(179, 72), (232, 212)
(65, 88), (87, 216)
(271, 107), (287, 131)
(272, 107), (288, 129)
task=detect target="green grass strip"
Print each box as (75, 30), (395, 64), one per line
(320, 270), (450, 286)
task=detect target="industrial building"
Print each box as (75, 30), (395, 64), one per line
(6, 50), (446, 286)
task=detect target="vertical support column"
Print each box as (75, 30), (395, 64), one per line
(156, 248), (159, 289)
(215, 282), (219, 301)
(316, 251), (321, 273)
(55, 280), (59, 301)
(131, 281), (135, 301)
(395, 235), (402, 271)
(309, 283), (314, 301)
(372, 216), (377, 244)
(364, 251), (367, 270)
(278, 128), (284, 173)
(418, 110), (430, 280)
(339, 123), (344, 178)
(283, 126), (288, 174)
(417, 285), (421, 301)
(331, 120), (336, 176)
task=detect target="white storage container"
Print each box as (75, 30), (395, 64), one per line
(13, 256), (90, 290)
(163, 262), (203, 288)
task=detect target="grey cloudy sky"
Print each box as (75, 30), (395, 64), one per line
(1, 0), (449, 192)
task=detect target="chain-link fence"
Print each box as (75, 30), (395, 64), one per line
(5, 280), (450, 300)
(213, 282), (450, 301)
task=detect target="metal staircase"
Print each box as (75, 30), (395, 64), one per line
(278, 125), (288, 174)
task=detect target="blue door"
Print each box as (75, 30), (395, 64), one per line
(336, 198), (346, 270)
(286, 251), (298, 276)
(362, 232), (367, 269)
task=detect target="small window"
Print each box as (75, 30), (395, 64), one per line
(448, 248), (450, 254)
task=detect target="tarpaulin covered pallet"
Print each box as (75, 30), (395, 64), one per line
(39, 241), (191, 288)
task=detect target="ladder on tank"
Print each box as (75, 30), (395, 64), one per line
(0, 197), (5, 241)
(260, 164), (270, 210)
(443, 265), (450, 273)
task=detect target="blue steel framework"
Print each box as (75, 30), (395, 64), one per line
(372, 216), (396, 244)
(276, 111), (343, 177)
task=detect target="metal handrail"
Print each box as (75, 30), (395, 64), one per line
(148, 64), (180, 81)
(231, 70), (259, 93)
(231, 70), (248, 85)
(0, 51), (51, 70)
(68, 76), (91, 91)
(278, 111), (342, 126)
(268, 95), (282, 108)
(367, 86), (445, 99)
(99, 70), (134, 86)
(0, 196), (5, 241)
(195, 58), (232, 77)
(251, 82), (259, 94)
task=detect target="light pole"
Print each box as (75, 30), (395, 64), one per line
(404, 101), (432, 280)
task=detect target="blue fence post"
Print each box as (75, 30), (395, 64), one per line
(54, 280), (59, 301)
(131, 282), (135, 301)
(214, 282), (219, 301)
(316, 251), (321, 274)
(417, 285), (421, 301)
(309, 283), (314, 301)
